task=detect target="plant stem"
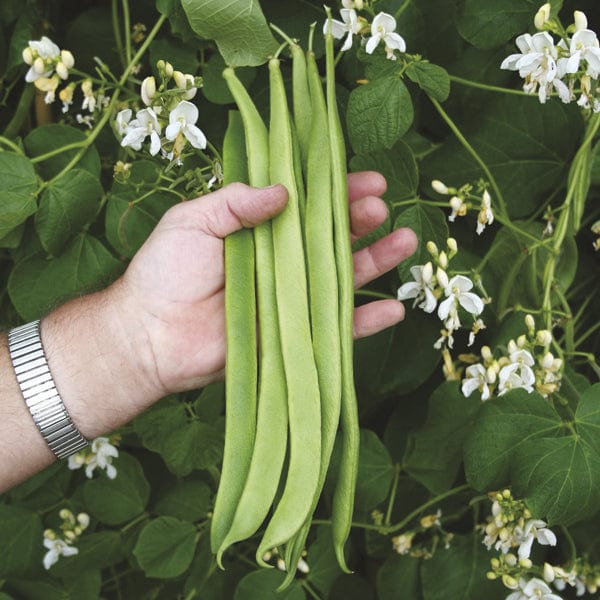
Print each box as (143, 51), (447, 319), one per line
(394, 0), (413, 20)
(0, 136), (25, 154)
(112, 0), (126, 71)
(122, 0), (132, 66)
(428, 97), (507, 220)
(384, 464), (401, 526)
(449, 75), (532, 97)
(354, 289), (395, 300)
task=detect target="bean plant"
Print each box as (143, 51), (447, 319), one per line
(0, 0), (599, 599)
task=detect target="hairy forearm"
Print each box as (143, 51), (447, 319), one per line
(0, 281), (161, 493)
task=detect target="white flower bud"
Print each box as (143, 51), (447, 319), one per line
(33, 56), (46, 74)
(502, 574), (519, 590)
(276, 558), (286, 571)
(543, 563), (555, 582)
(164, 61), (174, 77)
(60, 50), (75, 69)
(574, 10), (588, 32)
(541, 352), (554, 370)
(486, 366), (497, 384)
(59, 508), (74, 521)
(297, 558), (309, 573)
(426, 241), (438, 257)
(436, 267), (449, 289)
(446, 237), (457, 253)
(422, 261), (434, 283)
(524, 314), (535, 331)
(552, 358), (563, 371)
(56, 61), (69, 80)
(534, 3), (551, 30)
(140, 76), (156, 106)
(505, 553), (517, 567)
(536, 329), (552, 346)
(77, 513), (90, 529)
(481, 346), (493, 362)
(507, 339), (518, 354)
(431, 179), (449, 194)
(22, 46), (34, 65)
(173, 70), (186, 89)
(592, 219), (600, 235)
(517, 334), (527, 348)
(519, 557), (533, 569)
(64, 530), (76, 541)
(43, 529), (57, 540)
(438, 251), (448, 269)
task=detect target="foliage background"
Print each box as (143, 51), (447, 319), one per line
(0, 0), (599, 598)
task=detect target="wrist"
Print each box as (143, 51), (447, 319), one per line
(41, 279), (164, 438)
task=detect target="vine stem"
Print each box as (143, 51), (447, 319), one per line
(449, 75), (533, 97)
(394, 0), (413, 20)
(428, 96), (507, 220)
(39, 13), (167, 190)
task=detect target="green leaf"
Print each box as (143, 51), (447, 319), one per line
(0, 152), (38, 238)
(0, 505), (43, 576)
(377, 554), (422, 600)
(24, 124), (101, 180)
(394, 205), (449, 282)
(350, 140), (418, 202)
(306, 526), (341, 597)
(156, 0), (198, 44)
(234, 569), (306, 600)
(420, 534), (504, 600)
(133, 395), (189, 452)
(455, 0), (533, 50)
(83, 453), (150, 525)
(35, 168), (103, 256)
(575, 383), (600, 455)
(181, 0), (278, 67)
(463, 390), (562, 491)
(202, 53), (256, 105)
(422, 95), (583, 219)
(355, 309), (440, 401)
(155, 478), (211, 522)
(513, 435), (600, 525)
(346, 76), (414, 154)
(8, 233), (122, 321)
(405, 62), (450, 102)
(149, 36), (200, 76)
(355, 430), (396, 511)
(404, 382), (481, 494)
(193, 381), (225, 424)
(133, 516), (198, 579)
(63, 570), (102, 599)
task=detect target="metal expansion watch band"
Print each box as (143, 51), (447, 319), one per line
(8, 320), (89, 459)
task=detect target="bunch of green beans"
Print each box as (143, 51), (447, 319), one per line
(211, 21), (359, 585)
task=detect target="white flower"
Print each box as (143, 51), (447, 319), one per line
(562, 29), (600, 78)
(438, 275), (485, 321)
(173, 71), (197, 100)
(431, 179), (449, 194)
(392, 532), (415, 555)
(448, 196), (467, 222)
(462, 363), (492, 400)
(468, 318), (486, 346)
(140, 76), (156, 106)
(477, 190), (494, 234)
(165, 100), (207, 150)
(43, 535), (78, 570)
(81, 80), (96, 112)
(323, 9), (362, 51)
(366, 12), (406, 60)
(506, 577), (563, 600)
(24, 36), (60, 82)
(121, 108), (162, 155)
(68, 436), (119, 479)
(342, 0), (363, 9)
(514, 519), (557, 559)
(397, 262), (437, 313)
(497, 361), (536, 395)
(76, 114), (94, 129)
(116, 109), (133, 136)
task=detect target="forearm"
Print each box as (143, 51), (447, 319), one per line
(0, 281), (161, 493)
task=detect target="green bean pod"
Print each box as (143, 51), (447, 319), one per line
(325, 15), (360, 573)
(255, 57), (322, 564)
(211, 110), (258, 554)
(291, 43), (311, 172)
(215, 68), (288, 564)
(279, 48), (343, 589)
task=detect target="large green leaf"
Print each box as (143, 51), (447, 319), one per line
(83, 453), (150, 525)
(201, 53), (256, 105)
(0, 505), (43, 576)
(377, 554), (422, 600)
(346, 76), (414, 154)
(0, 152), (38, 238)
(36, 168), (103, 256)
(404, 382), (481, 494)
(405, 62), (450, 102)
(420, 534), (504, 600)
(574, 383), (600, 455)
(234, 569), (305, 600)
(133, 516), (198, 579)
(421, 95), (583, 218)
(154, 478), (211, 522)
(8, 233), (122, 321)
(463, 390), (562, 491)
(306, 526), (341, 597)
(181, 0), (278, 66)
(24, 124), (101, 180)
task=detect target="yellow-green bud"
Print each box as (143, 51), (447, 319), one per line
(519, 557), (533, 569)
(33, 56), (46, 74)
(22, 47), (34, 65)
(486, 571), (497, 580)
(438, 251), (448, 269)
(431, 179), (449, 195)
(534, 3), (551, 30)
(140, 76), (156, 106)
(447, 237), (457, 253)
(574, 10), (588, 31)
(426, 241), (438, 257)
(60, 50), (75, 69)
(536, 330), (552, 346)
(502, 574), (519, 590)
(543, 563), (555, 582)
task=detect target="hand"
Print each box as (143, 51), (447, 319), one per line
(116, 171), (417, 397)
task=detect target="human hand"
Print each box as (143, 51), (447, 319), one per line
(116, 171), (417, 398)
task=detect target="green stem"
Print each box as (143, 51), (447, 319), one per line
(394, 0), (413, 20)
(120, 511), (149, 533)
(31, 141), (86, 163)
(354, 289), (395, 300)
(122, 0), (132, 66)
(449, 75), (532, 97)
(3, 85), (35, 138)
(384, 464), (401, 526)
(575, 320), (600, 349)
(428, 97), (507, 220)
(112, 0), (126, 71)
(42, 13), (167, 189)
(0, 136), (25, 154)
(302, 581), (322, 600)
(560, 525), (578, 566)
(391, 198), (446, 208)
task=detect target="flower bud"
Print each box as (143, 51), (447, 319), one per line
(486, 366), (497, 384)
(524, 314), (535, 331)
(60, 50), (75, 69)
(541, 352), (554, 369)
(446, 237), (457, 253)
(534, 3), (551, 30)
(33, 56), (46, 74)
(502, 574), (519, 590)
(164, 61), (174, 78)
(519, 557), (533, 569)
(141, 76), (156, 106)
(507, 339), (518, 354)
(157, 59), (165, 71)
(431, 179), (449, 194)
(438, 251), (448, 269)
(592, 219), (600, 235)
(552, 358), (563, 371)
(517, 334), (527, 348)
(77, 513), (90, 529)
(505, 553), (517, 567)
(59, 508), (74, 521)
(436, 267), (449, 289)
(574, 10), (588, 31)
(276, 558), (286, 571)
(486, 571), (497, 580)
(22, 46), (34, 65)
(535, 329), (552, 346)
(481, 346), (493, 362)
(543, 562), (555, 582)
(64, 530), (76, 541)
(173, 70), (186, 89)
(297, 558), (309, 574)
(426, 241), (438, 257)
(56, 61), (69, 80)
(422, 261), (434, 283)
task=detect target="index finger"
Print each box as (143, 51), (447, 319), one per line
(347, 171), (387, 203)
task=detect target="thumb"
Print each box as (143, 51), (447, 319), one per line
(185, 182), (288, 238)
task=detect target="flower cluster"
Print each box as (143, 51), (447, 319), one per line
(116, 60), (207, 164)
(431, 179), (495, 235)
(325, 3), (406, 61)
(22, 36), (75, 104)
(547, 558), (600, 597)
(501, 6), (600, 111)
(67, 435), (120, 479)
(261, 547), (309, 574)
(460, 315), (562, 401)
(390, 509), (453, 559)
(43, 509), (90, 570)
(397, 238), (487, 350)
